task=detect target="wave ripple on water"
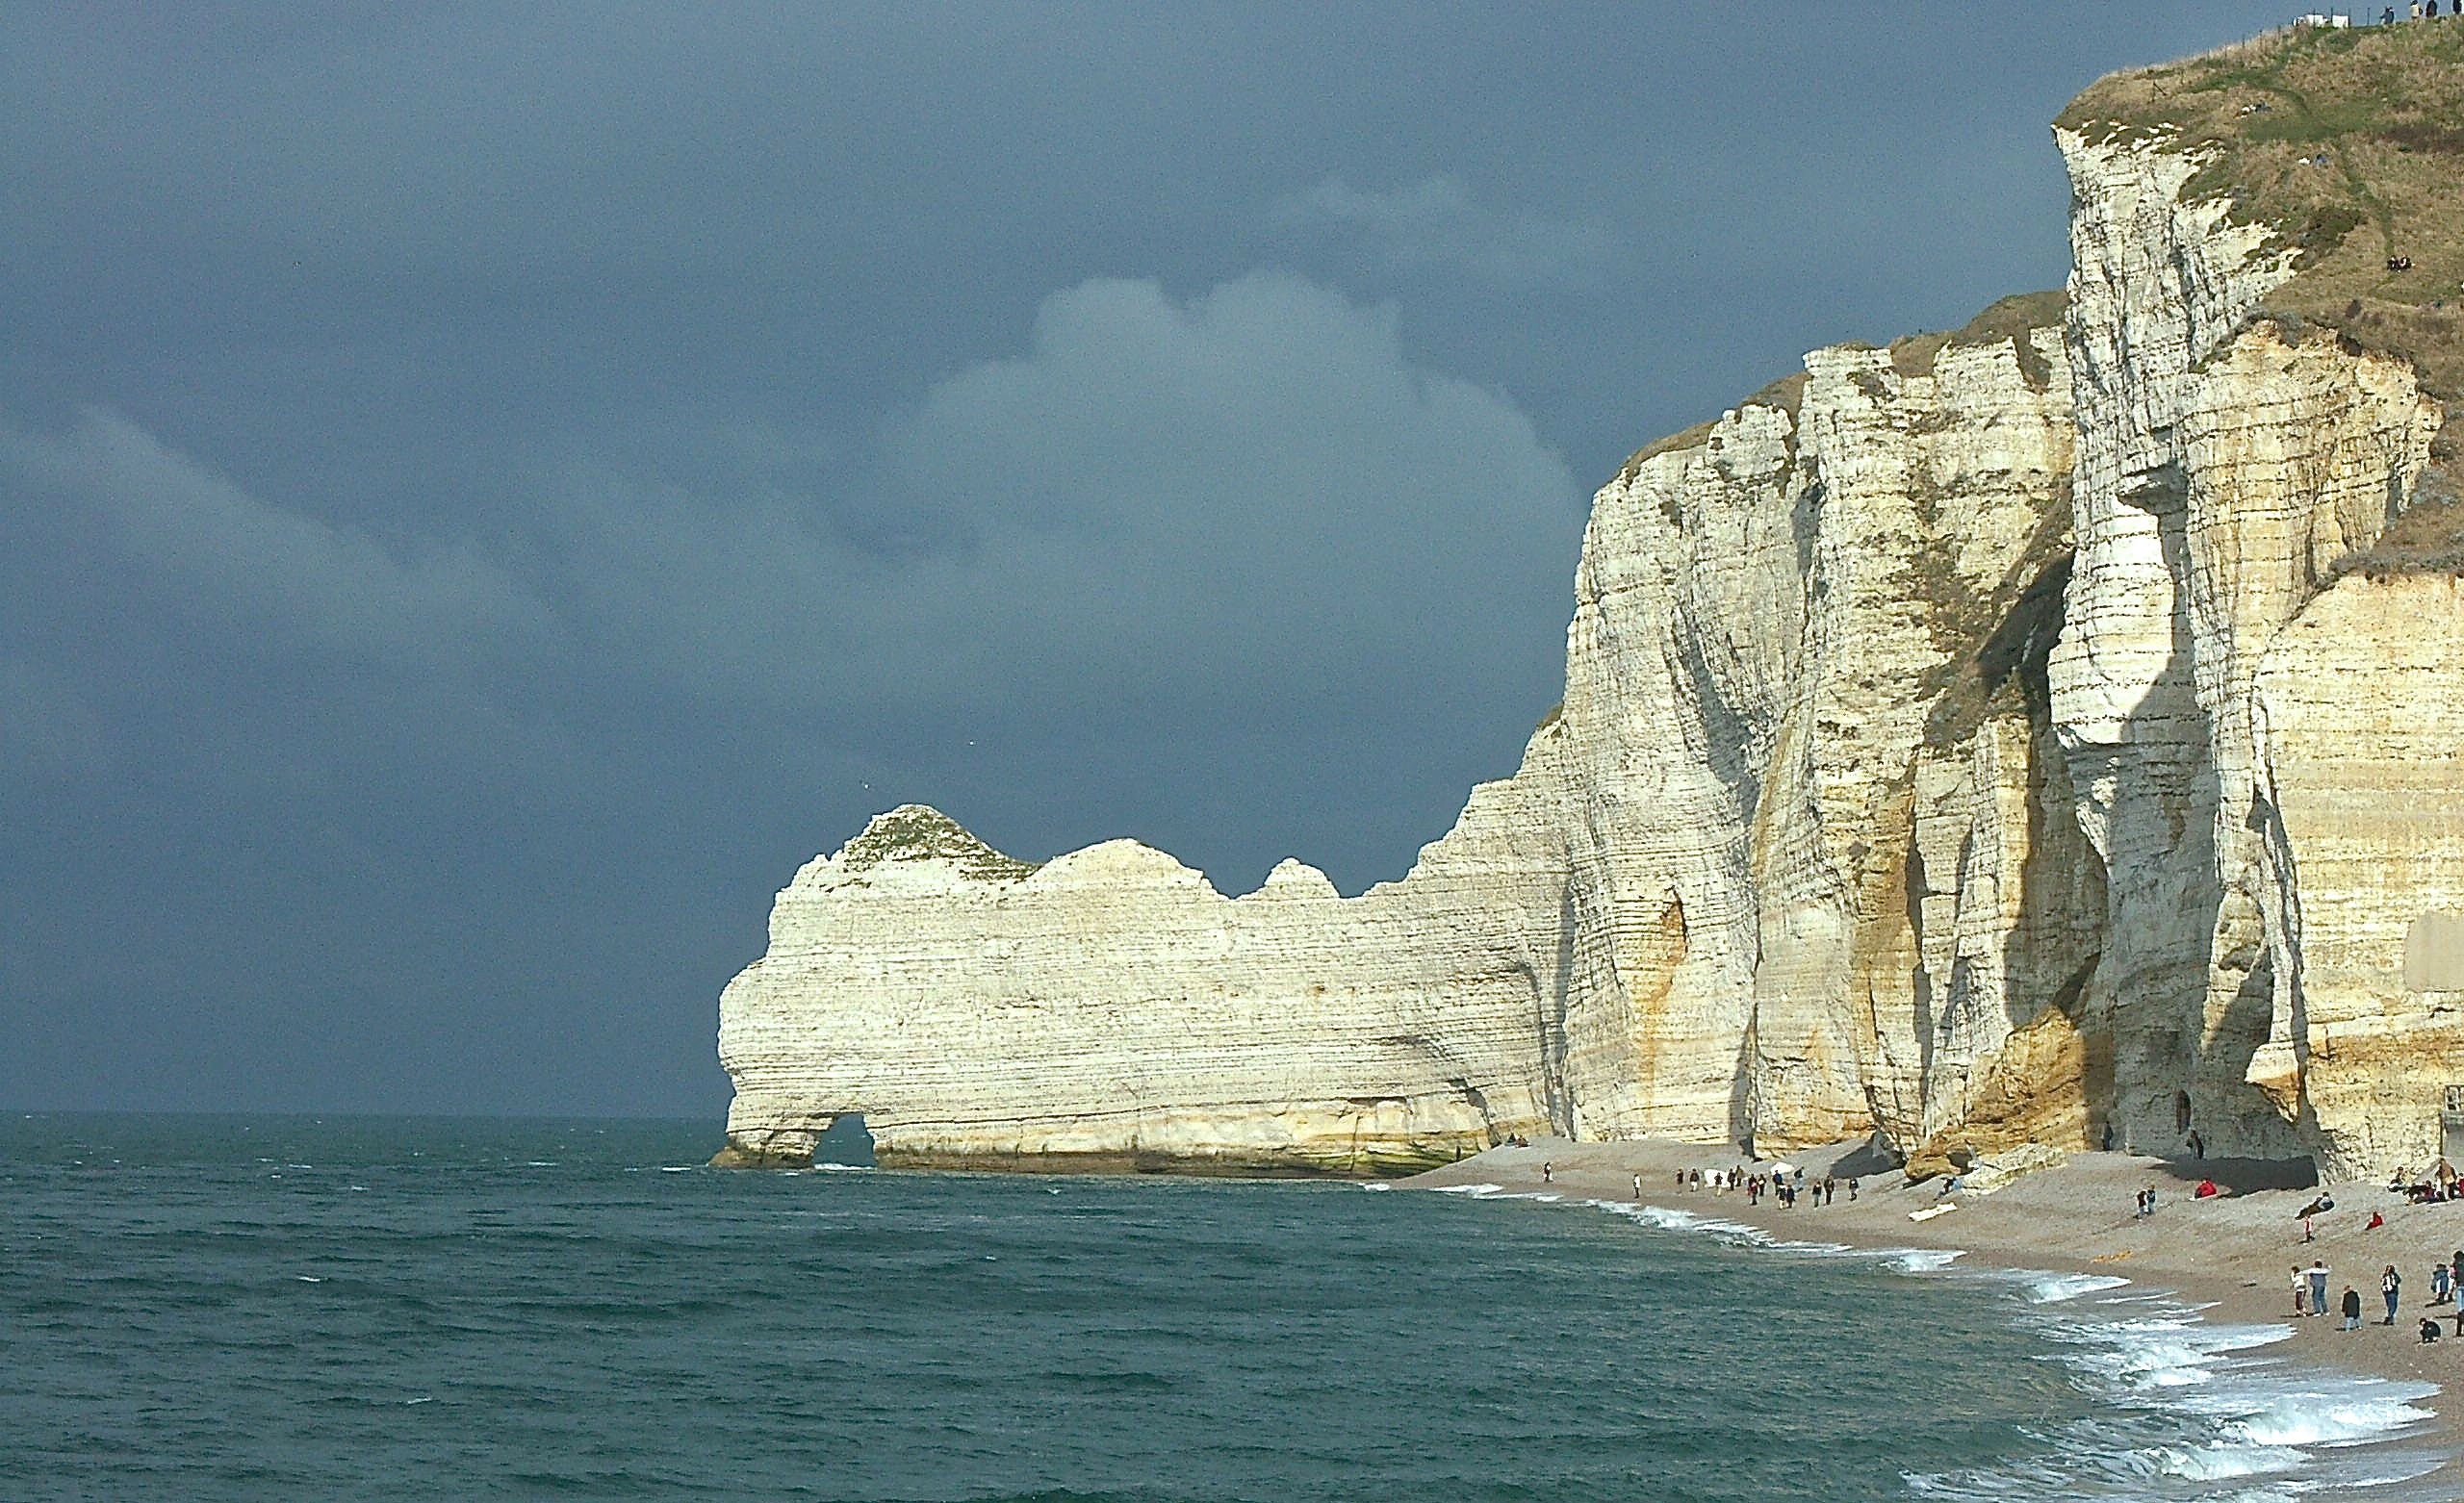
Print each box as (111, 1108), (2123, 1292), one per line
(1455, 1185), (2450, 1502)
(0, 1117), (2451, 1502)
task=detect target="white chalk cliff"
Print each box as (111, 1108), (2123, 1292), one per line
(718, 38), (2461, 1179)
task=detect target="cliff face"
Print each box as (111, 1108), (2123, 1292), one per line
(718, 27), (2460, 1179)
(2248, 575), (2464, 1175)
(719, 325), (2099, 1172)
(2051, 125), (2445, 1176)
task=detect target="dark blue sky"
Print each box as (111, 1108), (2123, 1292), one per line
(1, 3), (2273, 1116)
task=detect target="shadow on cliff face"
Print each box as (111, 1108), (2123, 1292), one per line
(816, 1113), (877, 1168)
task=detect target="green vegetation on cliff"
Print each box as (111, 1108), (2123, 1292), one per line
(2062, 18), (2463, 559)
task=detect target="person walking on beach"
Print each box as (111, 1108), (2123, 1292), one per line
(2342, 1286), (2364, 1332)
(2293, 1266), (2308, 1317)
(1632, 1174), (1643, 1201)
(2308, 1261), (2330, 1315)
(1542, 1161), (1553, 1185)
(2383, 1265), (2403, 1324)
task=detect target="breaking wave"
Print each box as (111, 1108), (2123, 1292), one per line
(1442, 1184), (2451, 1500)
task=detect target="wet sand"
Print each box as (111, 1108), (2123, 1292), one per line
(1408, 1137), (2464, 1478)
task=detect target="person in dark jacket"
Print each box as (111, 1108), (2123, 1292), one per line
(2343, 1286), (2365, 1331)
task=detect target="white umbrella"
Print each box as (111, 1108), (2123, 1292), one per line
(1768, 1160), (1797, 1176)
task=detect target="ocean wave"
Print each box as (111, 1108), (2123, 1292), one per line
(1456, 1181), (2451, 1500)
(2012, 1271), (2135, 1304)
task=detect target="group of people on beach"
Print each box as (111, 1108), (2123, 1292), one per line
(2387, 1162), (2463, 1203)
(2292, 1251), (2464, 1344)
(1656, 1164), (1858, 1209)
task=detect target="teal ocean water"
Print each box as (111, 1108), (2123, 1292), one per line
(0, 1116), (2448, 1501)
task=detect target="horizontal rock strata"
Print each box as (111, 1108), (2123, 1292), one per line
(718, 33), (2460, 1179)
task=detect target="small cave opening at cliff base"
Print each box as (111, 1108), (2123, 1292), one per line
(816, 1113), (876, 1168)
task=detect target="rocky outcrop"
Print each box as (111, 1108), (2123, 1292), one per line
(717, 802), (1571, 1172)
(716, 35), (2459, 1180)
(718, 322), (2101, 1172)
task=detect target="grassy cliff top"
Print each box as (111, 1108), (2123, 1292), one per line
(2065, 18), (2463, 552)
(2056, 20), (2464, 269)
(837, 803), (1040, 882)
(2059, 20), (2463, 395)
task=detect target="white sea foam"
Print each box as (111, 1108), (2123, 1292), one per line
(2014, 1271), (2135, 1304)
(1426, 1183), (1502, 1195)
(1446, 1180), (2451, 1499)
(1355, 1182), (1393, 1191)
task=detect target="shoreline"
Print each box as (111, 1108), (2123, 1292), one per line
(1406, 1138), (2464, 1492)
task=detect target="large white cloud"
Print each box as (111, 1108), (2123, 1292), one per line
(561, 270), (1585, 717)
(2, 271), (1584, 762)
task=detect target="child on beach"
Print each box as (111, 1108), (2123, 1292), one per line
(2293, 1266), (2308, 1316)
(2342, 1286), (2364, 1331)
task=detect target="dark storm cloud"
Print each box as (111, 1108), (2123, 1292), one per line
(4, 409), (552, 668)
(0, 2), (2279, 1116)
